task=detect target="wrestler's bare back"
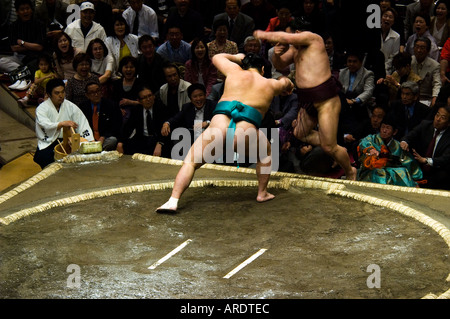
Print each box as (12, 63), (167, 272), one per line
(219, 71), (284, 115)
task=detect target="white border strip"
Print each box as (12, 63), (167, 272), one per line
(148, 239), (192, 270)
(223, 248), (267, 279)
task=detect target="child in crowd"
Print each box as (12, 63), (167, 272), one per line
(19, 54), (56, 105)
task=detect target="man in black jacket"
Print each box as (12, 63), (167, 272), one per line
(390, 81), (431, 139)
(120, 86), (170, 157)
(400, 105), (450, 190)
(79, 81), (123, 152)
(161, 83), (216, 145)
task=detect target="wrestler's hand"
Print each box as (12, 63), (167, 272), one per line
(273, 42), (288, 56)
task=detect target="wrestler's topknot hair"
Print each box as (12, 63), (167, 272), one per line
(289, 16), (312, 32)
(241, 53), (265, 72)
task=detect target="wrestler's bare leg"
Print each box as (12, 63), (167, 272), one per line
(255, 132), (275, 202)
(315, 96), (357, 180)
(156, 115), (229, 213)
(292, 107), (320, 146)
(235, 121), (274, 202)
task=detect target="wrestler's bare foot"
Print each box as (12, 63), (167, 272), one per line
(256, 191), (275, 202)
(345, 166), (357, 181)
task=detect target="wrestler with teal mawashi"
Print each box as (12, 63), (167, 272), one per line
(213, 100), (263, 150)
(156, 52), (294, 214)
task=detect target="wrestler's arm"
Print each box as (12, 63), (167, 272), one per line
(212, 53), (246, 76)
(254, 30), (316, 47)
(271, 76), (294, 96)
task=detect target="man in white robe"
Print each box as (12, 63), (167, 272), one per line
(34, 78), (94, 168)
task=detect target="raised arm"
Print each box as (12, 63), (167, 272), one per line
(211, 53), (246, 77)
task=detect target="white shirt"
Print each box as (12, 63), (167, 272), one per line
(122, 4), (159, 38)
(35, 98), (94, 150)
(65, 20), (107, 52)
(380, 28), (400, 75)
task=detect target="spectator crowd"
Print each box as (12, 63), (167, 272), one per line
(2, 0), (450, 190)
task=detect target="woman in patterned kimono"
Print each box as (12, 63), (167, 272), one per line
(357, 114), (423, 187)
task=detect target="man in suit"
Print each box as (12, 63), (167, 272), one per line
(400, 104), (450, 190)
(121, 86), (170, 156)
(161, 83), (216, 145)
(411, 37), (441, 107)
(79, 81), (123, 152)
(212, 0), (255, 51)
(389, 81), (431, 139)
(338, 50), (375, 135)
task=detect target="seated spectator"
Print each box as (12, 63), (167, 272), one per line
(207, 81), (225, 102)
(105, 0), (129, 14)
(0, 0), (46, 74)
(278, 123), (334, 175)
(269, 82), (298, 130)
(243, 36), (271, 78)
(379, 0), (406, 46)
(122, 0), (159, 39)
(211, 0), (255, 52)
(87, 38), (114, 85)
(339, 50), (375, 124)
(241, 0), (276, 32)
(184, 38), (218, 97)
(35, 0), (69, 51)
(400, 105), (450, 190)
(53, 32), (82, 81)
(146, 0), (175, 38)
(120, 86), (169, 156)
(90, 0), (114, 37)
(429, 0), (450, 48)
(156, 24), (191, 66)
(380, 7), (401, 75)
(377, 52), (421, 101)
(264, 2), (293, 33)
(357, 114), (423, 187)
(161, 83), (216, 145)
(33, 78), (94, 169)
(105, 14), (139, 78)
(343, 105), (387, 165)
(136, 34), (167, 93)
(19, 53), (57, 106)
(389, 81), (431, 139)
(411, 37), (441, 107)
(403, 0), (435, 41)
(78, 81), (123, 152)
(111, 55), (143, 120)
(207, 19), (238, 81)
(64, 2), (107, 52)
(157, 63), (192, 118)
(440, 36), (450, 85)
(404, 13), (440, 61)
(163, 0), (204, 44)
(322, 32), (345, 80)
(65, 52), (100, 107)
(292, 0), (326, 35)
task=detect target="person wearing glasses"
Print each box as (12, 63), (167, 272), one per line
(79, 81), (123, 152)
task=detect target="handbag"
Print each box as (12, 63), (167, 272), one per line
(9, 65), (32, 83)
